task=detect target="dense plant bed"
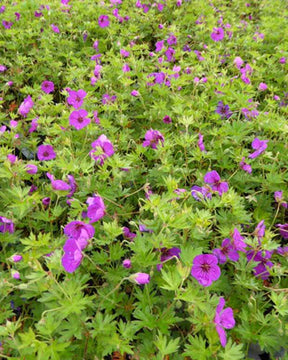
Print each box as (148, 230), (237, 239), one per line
(0, 0), (287, 359)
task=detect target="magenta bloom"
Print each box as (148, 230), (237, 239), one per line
(2, 20), (13, 29)
(0, 65), (7, 72)
(232, 228), (246, 252)
(247, 250), (273, 280)
(211, 27), (224, 41)
(0, 217), (15, 234)
(276, 224), (288, 239)
(248, 138), (268, 159)
(204, 170), (229, 196)
(69, 109), (90, 130)
(12, 271), (20, 279)
(191, 185), (212, 201)
(163, 115), (172, 124)
(191, 254), (221, 287)
(277, 246), (288, 256)
(123, 227), (137, 241)
(67, 89), (87, 109)
(155, 40), (164, 52)
(18, 95), (34, 118)
(258, 82), (268, 91)
(134, 272), (150, 284)
(198, 133), (206, 152)
(234, 56), (244, 69)
(29, 118), (39, 133)
(12, 255), (23, 262)
(254, 220), (265, 242)
(157, 247), (181, 270)
(214, 297), (235, 347)
(37, 145), (56, 161)
(239, 157), (252, 174)
(51, 24), (60, 33)
(26, 164), (38, 174)
(62, 238), (83, 273)
(89, 134), (114, 165)
(131, 90), (140, 97)
(86, 195), (105, 223)
(143, 129), (164, 149)
(123, 259), (131, 268)
(274, 191), (288, 208)
(215, 101), (232, 119)
(47, 173), (71, 192)
(98, 15), (110, 28)
(41, 81), (54, 94)
(64, 221), (94, 249)
(213, 238), (240, 264)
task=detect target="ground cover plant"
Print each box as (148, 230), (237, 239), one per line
(0, 0), (288, 359)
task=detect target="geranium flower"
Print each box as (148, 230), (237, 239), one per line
(258, 82), (268, 91)
(37, 145), (56, 161)
(157, 247), (181, 270)
(163, 115), (172, 124)
(191, 185), (212, 200)
(69, 109), (90, 130)
(248, 138), (268, 159)
(67, 89), (87, 109)
(41, 81), (54, 94)
(247, 250), (273, 280)
(214, 297), (235, 347)
(0, 217), (15, 233)
(204, 170), (229, 196)
(239, 157), (252, 173)
(18, 95), (34, 118)
(123, 259), (131, 268)
(215, 101), (232, 119)
(62, 237), (83, 273)
(86, 195), (105, 223)
(276, 224), (288, 239)
(89, 134), (114, 165)
(211, 27), (224, 41)
(51, 24), (60, 33)
(142, 129), (164, 149)
(133, 273), (150, 284)
(26, 164), (38, 174)
(98, 15), (110, 27)
(198, 133), (206, 152)
(47, 173), (71, 192)
(191, 254), (221, 287)
(213, 238), (240, 264)
(274, 191), (288, 208)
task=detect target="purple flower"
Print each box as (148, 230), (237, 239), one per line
(242, 108), (259, 120)
(37, 144), (56, 161)
(279, 57), (286, 64)
(123, 227), (137, 241)
(254, 220), (265, 243)
(234, 56), (244, 69)
(29, 118), (39, 133)
(41, 81), (54, 94)
(211, 27), (224, 41)
(64, 221), (94, 249)
(155, 40), (164, 52)
(276, 224), (288, 239)
(167, 34), (177, 45)
(0, 6), (6, 13)
(51, 24), (60, 33)
(67, 89), (87, 109)
(134, 272), (150, 284)
(258, 82), (268, 91)
(47, 173), (71, 192)
(42, 197), (51, 206)
(274, 191), (288, 208)
(191, 254), (221, 287)
(214, 297), (235, 347)
(142, 129), (164, 149)
(102, 93), (117, 105)
(239, 157), (252, 173)
(7, 154), (17, 164)
(247, 250), (273, 280)
(163, 115), (172, 124)
(215, 101), (232, 119)
(232, 228), (246, 252)
(2, 21), (13, 29)
(89, 134), (114, 165)
(0, 217), (15, 234)
(18, 95), (34, 118)
(67, 175), (77, 199)
(165, 47), (175, 62)
(69, 109), (90, 130)
(98, 15), (110, 28)
(62, 237), (83, 273)
(123, 259), (131, 268)
(86, 195), (105, 223)
(120, 49), (130, 57)
(160, 247), (181, 263)
(12, 255), (23, 262)
(213, 238), (240, 264)
(191, 185), (212, 201)
(204, 170), (229, 196)
(131, 90), (140, 97)
(248, 138), (268, 159)
(26, 164), (38, 174)
(277, 246), (288, 256)
(12, 271), (20, 280)
(0, 65), (7, 72)
(139, 224), (153, 233)
(198, 133), (206, 152)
